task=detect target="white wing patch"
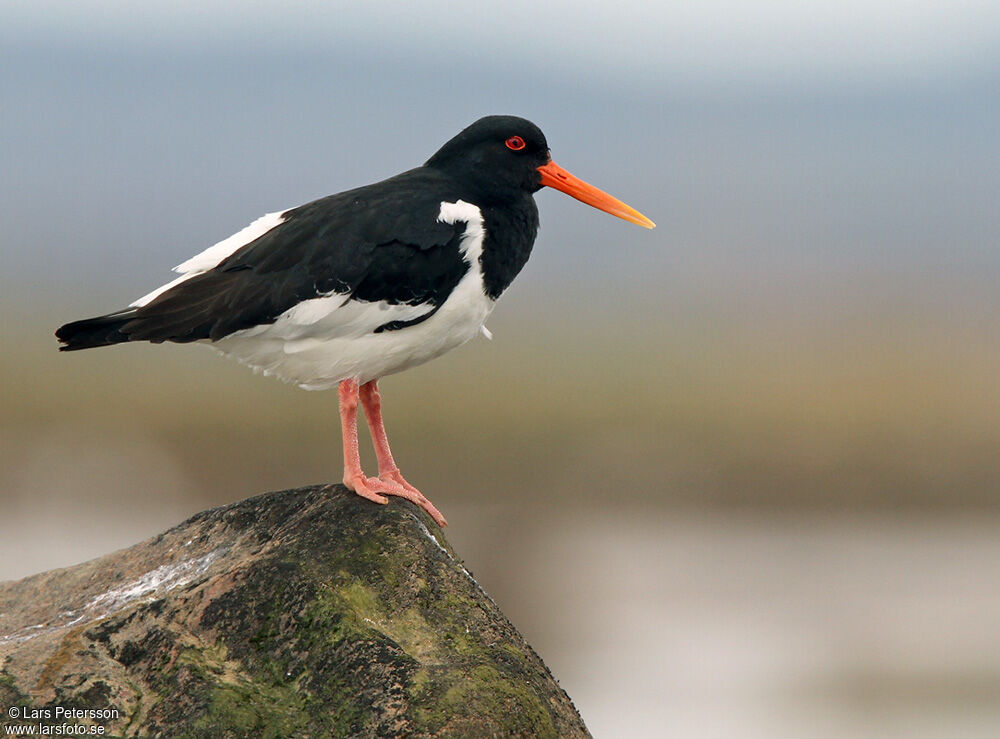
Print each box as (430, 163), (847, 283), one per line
(129, 272), (198, 308)
(174, 210), (288, 274)
(130, 209), (288, 308)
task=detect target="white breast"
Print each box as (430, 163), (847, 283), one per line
(210, 200), (495, 389)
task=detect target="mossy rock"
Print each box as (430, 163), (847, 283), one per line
(0, 485), (590, 738)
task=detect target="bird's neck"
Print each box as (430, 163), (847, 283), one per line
(478, 196), (539, 300)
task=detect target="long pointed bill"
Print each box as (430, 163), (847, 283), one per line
(538, 160), (655, 229)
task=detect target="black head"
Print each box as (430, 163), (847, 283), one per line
(425, 115), (550, 204)
(427, 115), (656, 228)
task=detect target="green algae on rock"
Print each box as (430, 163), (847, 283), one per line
(0, 485), (590, 738)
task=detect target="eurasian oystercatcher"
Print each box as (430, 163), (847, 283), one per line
(56, 115), (654, 526)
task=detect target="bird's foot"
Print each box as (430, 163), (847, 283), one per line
(343, 474), (394, 506)
(378, 469), (448, 527)
(342, 471), (447, 527)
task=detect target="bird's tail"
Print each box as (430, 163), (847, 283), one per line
(55, 309), (138, 351)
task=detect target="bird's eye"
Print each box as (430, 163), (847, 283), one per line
(505, 136), (526, 151)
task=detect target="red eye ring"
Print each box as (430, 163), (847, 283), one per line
(505, 135), (526, 151)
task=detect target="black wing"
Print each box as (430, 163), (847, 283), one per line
(57, 168), (471, 349)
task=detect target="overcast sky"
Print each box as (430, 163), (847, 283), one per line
(5, 0), (999, 88)
(2, 0), (997, 312)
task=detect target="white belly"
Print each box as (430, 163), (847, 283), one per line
(211, 281), (494, 389)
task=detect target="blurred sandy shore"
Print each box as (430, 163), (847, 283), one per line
(3, 307), (998, 737)
(5, 306), (997, 536)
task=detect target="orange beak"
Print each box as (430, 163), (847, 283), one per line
(538, 160), (655, 229)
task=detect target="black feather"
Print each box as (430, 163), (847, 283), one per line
(55, 309), (138, 351)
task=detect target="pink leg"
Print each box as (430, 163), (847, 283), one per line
(360, 380), (448, 527)
(338, 379), (394, 505)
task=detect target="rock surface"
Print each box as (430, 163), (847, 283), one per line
(0, 485), (590, 738)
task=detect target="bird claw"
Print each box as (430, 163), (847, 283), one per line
(343, 475), (391, 505)
(378, 470), (448, 528)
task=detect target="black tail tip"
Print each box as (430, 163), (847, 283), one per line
(55, 310), (136, 351)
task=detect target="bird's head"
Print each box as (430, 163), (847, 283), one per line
(426, 115), (654, 228)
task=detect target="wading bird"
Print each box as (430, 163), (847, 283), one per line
(56, 116), (654, 526)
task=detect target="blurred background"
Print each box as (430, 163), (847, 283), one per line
(2, 1), (998, 736)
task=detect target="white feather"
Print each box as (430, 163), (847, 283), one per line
(130, 209), (288, 308)
(174, 210), (288, 274)
(130, 272), (197, 308)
